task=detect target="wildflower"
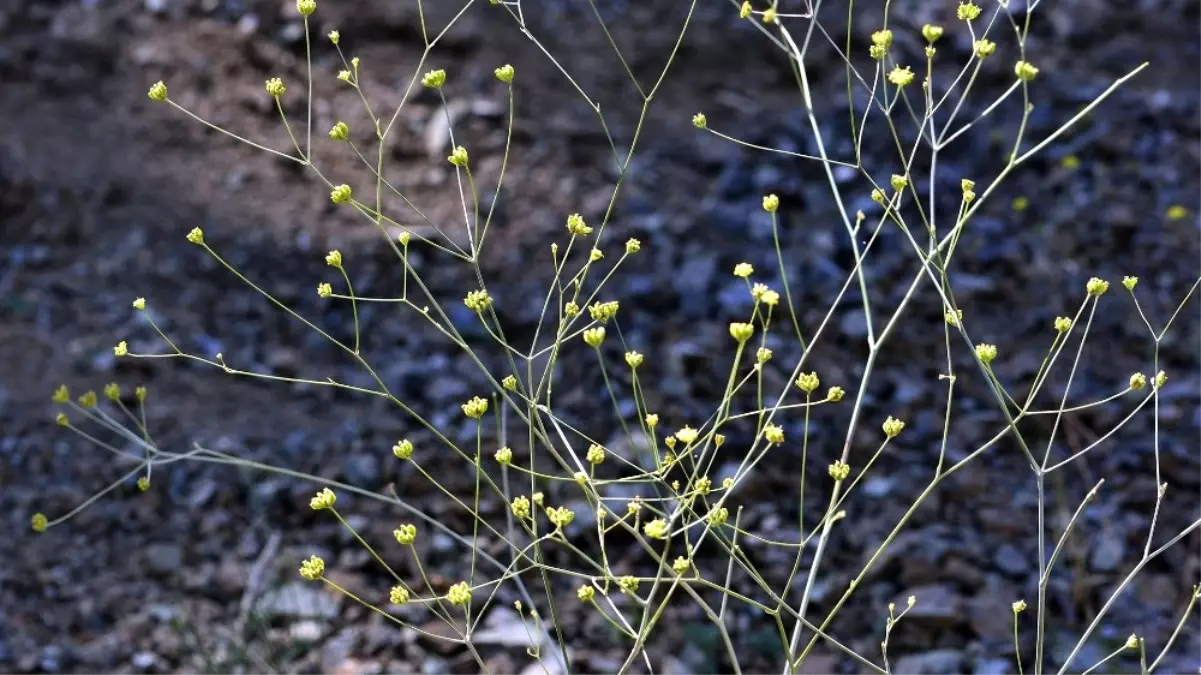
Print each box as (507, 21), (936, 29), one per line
(975, 343), (998, 364)
(299, 555), (325, 580)
(761, 6), (776, 23)
(619, 575), (640, 594)
(327, 30), (339, 44)
(751, 283), (772, 301)
(136, 386), (147, 402)
(626, 238), (641, 254)
(390, 586), (410, 605)
(1014, 61), (1039, 81)
(186, 227), (204, 244)
(733, 262), (754, 278)
(133, 297), (146, 310)
(296, 0), (315, 15)
(675, 426), (699, 445)
(502, 375), (517, 391)
(957, 2), (981, 20)
(1125, 634), (1139, 650)
(31, 513), (48, 533)
(330, 184), (353, 204)
(796, 372), (820, 393)
(310, 487), (336, 510)
(828, 460), (850, 481)
(422, 69), (446, 89)
(447, 581), (472, 606)
(114, 341), (128, 357)
(966, 39), (994, 60)
(325, 250), (343, 268)
(589, 247), (603, 262)
(317, 283), (332, 298)
(137, 476), (150, 492)
(461, 396), (488, 419)
(1122, 276), (1138, 291)
(692, 113), (707, 129)
(547, 506), (575, 528)
(762, 194), (780, 213)
(872, 29), (893, 49)
(625, 351), (644, 369)
(1054, 316), (1072, 333)
(265, 77), (287, 97)
(643, 518), (668, 539)
(695, 476), (712, 495)
(729, 322), (754, 343)
(511, 495), (531, 519)
(827, 386), (846, 402)
(709, 507), (729, 526)
(104, 383), (121, 401)
(763, 424), (785, 445)
(882, 416), (905, 438)
(56, 412), (69, 427)
(147, 81), (168, 102)
(566, 213), (592, 236)
(464, 289), (492, 312)
(583, 327), (606, 348)
(756, 347), (773, 364)
(577, 585), (595, 602)
(394, 524), (417, 545)
(761, 289), (779, 305)
(495, 447), (513, 465)
(890, 174), (908, 192)
(871, 188), (886, 204)
(392, 439), (413, 459)
(78, 391), (97, 408)
(494, 64), (515, 83)
(52, 385), (69, 403)
(1129, 373), (1147, 391)
(1166, 205), (1189, 220)
(586, 444), (606, 465)
(588, 300), (619, 322)
(907, 595), (916, 608)
(1154, 371), (1167, 388)
(888, 66), (915, 87)
(714, 434), (726, 447)
(738, 1), (752, 19)
(870, 45), (886, 61)
(447, 146), (468, 167)
(1012, 599), (1027, 613)
(922, 24), (943, 43)
(645, 414), (659, 428)
(564, 301), (579, 317)
(672, 557), (690, 574)
(1086, 277), (1109, 296)
(627, 499), (642, 515)
(337, 70), (352, 83)
(329, 121), (349, 141)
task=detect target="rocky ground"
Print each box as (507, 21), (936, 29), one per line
(1, 0), (1199, 673)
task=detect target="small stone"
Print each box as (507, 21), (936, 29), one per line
(144, 543), (183, 576)
(993, 543), (1029, 575)
(897, 584), (965, 626)
(891, 649), (963, 675)
(131, 652), (157, 670)
(1090, 531), (1125, 572)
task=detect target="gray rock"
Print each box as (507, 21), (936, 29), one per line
(897, 584), (965, 626)
(993, 544), (1029, 575)
(255, 582), (341, 619)
(891, 649), (963, 674)
(144, 543), (183, 576)
(1089, 531), (1126, 572)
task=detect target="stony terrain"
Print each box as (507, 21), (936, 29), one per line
(1, 0), (1199, 673)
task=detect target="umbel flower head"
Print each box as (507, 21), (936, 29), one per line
(1086, 277), (1110, 296)
(31, 512), (48, 533)
(461, 396), (489, 420)
(329, 121), (349, 141)
(675, 426), (699, 445)
(733, 262), (754, 278)
(589, 300), (620, 323)
(625, 351), (644, 368)
(1129, 372), (1147, 391)
(763, 424), (784, 445)
(447, 146), (468, 167)
(827, 386), (846, 402)
(422, 69), (446, 89)
(796, 372), (820, 393)
(729, 322), (754, 343)
(828, 460), (850, 481)
(975, 343), (998, 365)
(394, 523), (417, 545)
(974, 39), (997, 59)
(296, 0), (315, 16)
(957, 1), (981, 20)
(1012, 599), (1027, 614)
(501, 375), (517, 391)
(186, 227), (204, 244)
(325, 250), (343, 268)
(625, 238), (641, 254)
(1014, 61), (1040, 82)
(494, 64), (515, 83)
(392, 439), (413, 459)
(643, 518), (668, 539)
(310, 487), (337, 510)
(327, 30), (340, 45)
(583, 327), (606, 348)
(147, 81), (168, 102)
(330, 184), (353, 204)
(1054, 316), (1072, 333)
(566, 213), (593, 236)
(389, 586), (410, 605)
(888, 66), (915, 87)
(882, 416), (905, 438)
(446, 581), (472, 606)
(494, 446), (513, 465)
(692, 112), (707, 129)
(265, 77), (287, 97)
(464, 289), (492, 312)
(299, 555), (325, 580)
(762, 194), (780, 213)
(922, 24), (943, 43)
(586, 444), (606, 465)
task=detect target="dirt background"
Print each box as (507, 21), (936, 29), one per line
(1, 0), (1199, 673)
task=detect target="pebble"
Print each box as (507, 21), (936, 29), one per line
(1089, 530), (1126, 572)
(144, 543), (183, 576)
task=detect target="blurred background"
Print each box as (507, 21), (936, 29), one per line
(1, 0), (1198, 673)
